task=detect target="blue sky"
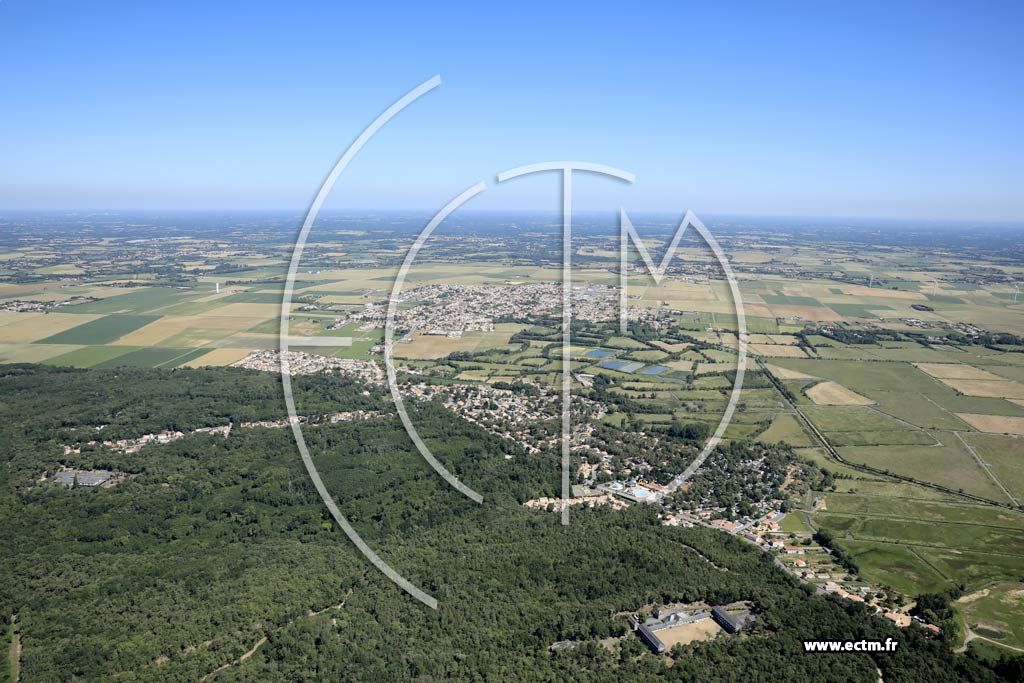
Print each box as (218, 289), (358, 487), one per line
(1, 1), (1021, 219)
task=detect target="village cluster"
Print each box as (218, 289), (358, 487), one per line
(335, 282), (662, 337)
(232, 349), (383, 383)
(0, 296), (96, 312)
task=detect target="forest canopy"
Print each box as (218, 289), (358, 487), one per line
(1, 364), (1020, 682)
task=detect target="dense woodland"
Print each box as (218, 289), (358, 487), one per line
(1, 364), (1022, 682)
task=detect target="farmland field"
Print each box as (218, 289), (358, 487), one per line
(836, 441), (1012, 502)
(805, 381), (874, 405)
(36, 314), (160, 345)
(91, 347), (203, 368)
(757, 413), (814, 446)
(955, 413), (1024, 435)
(41, 345), (140, 368)
(0, 312), (104, 342)
(962, 434), (1024, 502)
(4, 213), (1024, 661)
(836, 540), (948, 595)
(182, 347), (253, 367)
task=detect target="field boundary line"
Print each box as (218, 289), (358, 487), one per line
(815, 510), (1024, 532)
(841, 536), (1024, 559)
(919, 393), (978, 431)
(952, 431), (1019, 507)
(906, 545), (950, 581)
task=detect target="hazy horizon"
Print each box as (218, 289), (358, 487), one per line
(2, 208), (1024, 229)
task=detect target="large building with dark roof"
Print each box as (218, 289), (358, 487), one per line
(711, 606), (743, 634)
(636, 623), (666, 654)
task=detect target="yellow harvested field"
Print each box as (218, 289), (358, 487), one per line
(0, 312), (103, 342)
(765, 305), (843, 322)
(393, 327), (520, 360)
(651, 340), (692, 352)
(730, 252), (774, 263)
(116, 315), (261, 346)
(0, 342), (81, 363)
(955, 414), (1024, 435)
(182, 348), (252, 367)
(318, 295), (370, 305)
(667, 360), (696, 372)
(0, 283), (49, 295)
(914, 363), (1006, 381)
(694, 359), (754, 374)
(718, 332), (740, 350)
(200, 303), (283, 318)
(748, 343), (808, 358)
(806, 381), (874, 405)
(396, 336), (483, 359)
(742, 304), (778, 319)
(938, 378), (1024, 399)
(638, 282), (717, 302)
(455, 370), (487, 381)
(653, 618), (723, 648)
(765, 363), (818, 380)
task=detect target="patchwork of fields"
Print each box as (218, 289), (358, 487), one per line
(751, 338), (1024, 648)
(3, 228), (1024, 653)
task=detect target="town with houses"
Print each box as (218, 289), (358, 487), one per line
(326, 282), (664, 338)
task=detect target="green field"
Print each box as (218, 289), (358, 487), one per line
(37, 314), (160, 345)
(61, 288), (198, 314)
(836, 440), (1012, 503)
(828, 303), (893, 318)
(813, 491), (1024, 597)
(962, 433), (1024, 503)
(779, 512), (814, 533)
(837, 540), (948, 594)
(813, 514), (1024, 556)
(92, 347), (208, 368)
(756, 413), (815, 446)
(823, 494), (1024, 529)
(919, 550), (1024, 592)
